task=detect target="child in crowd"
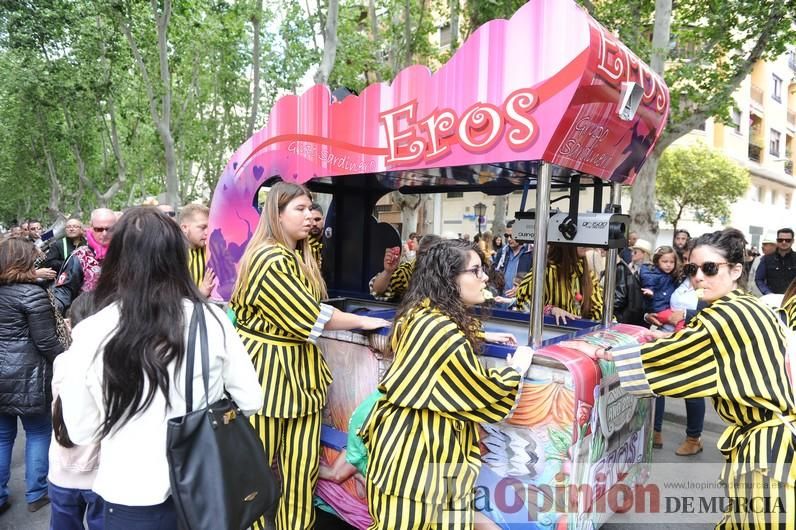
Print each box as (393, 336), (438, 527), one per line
(49, 293), (104, 530)
(639, 245), (683, 331)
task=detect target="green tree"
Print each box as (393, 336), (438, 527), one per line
(589, 0), (796, 240)
(655, 143), (749, 230)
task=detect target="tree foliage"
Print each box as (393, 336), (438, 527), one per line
(655, 143), (749, 230)
(2, 0), (793, 231)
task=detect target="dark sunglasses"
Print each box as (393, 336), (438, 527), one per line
(683, 262), (729, 277)
(503, 233), (513, 239)
(164, 211), (176, 218)
(777, 238), (793, 243)
(92, 226), (112, 233)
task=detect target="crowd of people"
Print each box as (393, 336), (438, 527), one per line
(2, 192), (796, 528)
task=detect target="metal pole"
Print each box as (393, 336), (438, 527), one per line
(529, 163), (551, 347)
(602, 182), (623, 326)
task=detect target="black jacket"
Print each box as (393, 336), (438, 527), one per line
(0, 283), (64, 415)
(614, 261), (645, 326)
(43, 237), (84, 273)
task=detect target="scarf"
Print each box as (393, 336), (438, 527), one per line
(86, 230), (109, 262)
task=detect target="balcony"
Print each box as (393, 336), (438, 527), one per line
(749, 143), (762, 162)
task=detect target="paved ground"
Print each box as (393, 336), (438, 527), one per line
(3, 399), (728, 529)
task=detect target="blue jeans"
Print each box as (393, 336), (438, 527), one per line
(685, 397), (705, 438)
(104, 497), (177, 530)
(0, 413), (51, 504)
(49, 482), (104, 530)
(653, 396), (705, 437)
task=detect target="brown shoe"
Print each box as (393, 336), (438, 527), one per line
(653, 431), (663, 449)
(27, 495), (49, 512)
(675, 436), (703, 456)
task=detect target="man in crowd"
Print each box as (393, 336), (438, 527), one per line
(748, 237), (777, 296)
(620, 231), (638, 264)
(755, 227), (796, 295)
(308, 203), (324, 265)
(53, 208), (117, 313)
(179, 203), (216, 297)
(43, 218), (86, 273)
(493, 220), (533, 297)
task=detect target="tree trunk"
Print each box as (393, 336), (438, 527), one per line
(492, 195), (507, 235)
(367, 0), (381, 82)
(449, 0), (459, 50)
(390, 191), (422, 239)
(314, 0), (340, 85)
(628, 153), (660, 243)
(247, 0), (263, 137)
(403, 0), (412, 67)
(628, 0), (671, 238)
(152, 0), (179, 208)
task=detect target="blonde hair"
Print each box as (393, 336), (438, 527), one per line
(179, 203), (209, 224)
(232, 182), (327, 302)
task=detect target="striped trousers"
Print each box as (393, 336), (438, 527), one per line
(251, 411), (322, 530)
(717, 471), (795, 529)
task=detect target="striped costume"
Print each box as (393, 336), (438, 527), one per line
(232, 243), (334, 530)
(188, 246), (206, 287)
(361, 301), (521, 529)
(514, 262), (604, 319)
(611, 289), (796, 529)
(308, 234), (323, 267)
(370, 260), (415, 302)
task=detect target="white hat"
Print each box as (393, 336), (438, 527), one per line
(631, 238), (653, 255)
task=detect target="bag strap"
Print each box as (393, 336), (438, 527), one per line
(194, 301), (211, 407)
(184, 303), (200, 413)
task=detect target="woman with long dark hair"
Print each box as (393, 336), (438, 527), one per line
(231, 181), (389, 530)
(564, 228), (796, 528)
(0, 237), (64, 513)
(59, 207), (261, 529)
(362, 240), (533, 528)
(510, 243), (604, 323)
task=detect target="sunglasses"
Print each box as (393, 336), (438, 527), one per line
(683, 262), (729, 277)
(92, 226), (112, 233)
(164, 211), (176, 218)
(777, 238), (793, 243)
(503, 233), (513, 239)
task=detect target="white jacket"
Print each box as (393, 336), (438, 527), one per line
(60, 301), (262, 506)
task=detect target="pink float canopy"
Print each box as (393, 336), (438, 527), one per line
(208, 0), (669, 300)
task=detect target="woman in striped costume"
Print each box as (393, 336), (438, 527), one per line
(511, 244), (604, 323)
(362, 240), (534, 529)
(231, 182), (389, 530)
(565, 228), (796, 529)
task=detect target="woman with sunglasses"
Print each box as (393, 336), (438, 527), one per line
(362, 240), (533, 529)
(563, 228), (796, 529)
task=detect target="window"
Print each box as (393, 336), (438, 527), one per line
(772, 75), (782, 103)
(770, 129), (781, 157)
(750, 185), (760, 202)
(439, 24), (452, 48)
(789, 50), (796, 72)
(731, 108), (742, 134)
(446, 191), (463, 198)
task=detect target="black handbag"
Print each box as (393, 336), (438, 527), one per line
(167, 302), (279, 530)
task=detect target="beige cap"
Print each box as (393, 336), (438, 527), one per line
(631, 238), (653, 255)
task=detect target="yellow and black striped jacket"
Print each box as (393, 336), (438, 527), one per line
(612, 289), (796, 484)
(308, 234), (323, 267)
(232, 243), (333, 418)
(514, 262), (604, 319)
(780, 295), (796, 328)
(362, 301), (521, 503)
(382, 260), (414, 302)
(188, 246), (206, 287)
